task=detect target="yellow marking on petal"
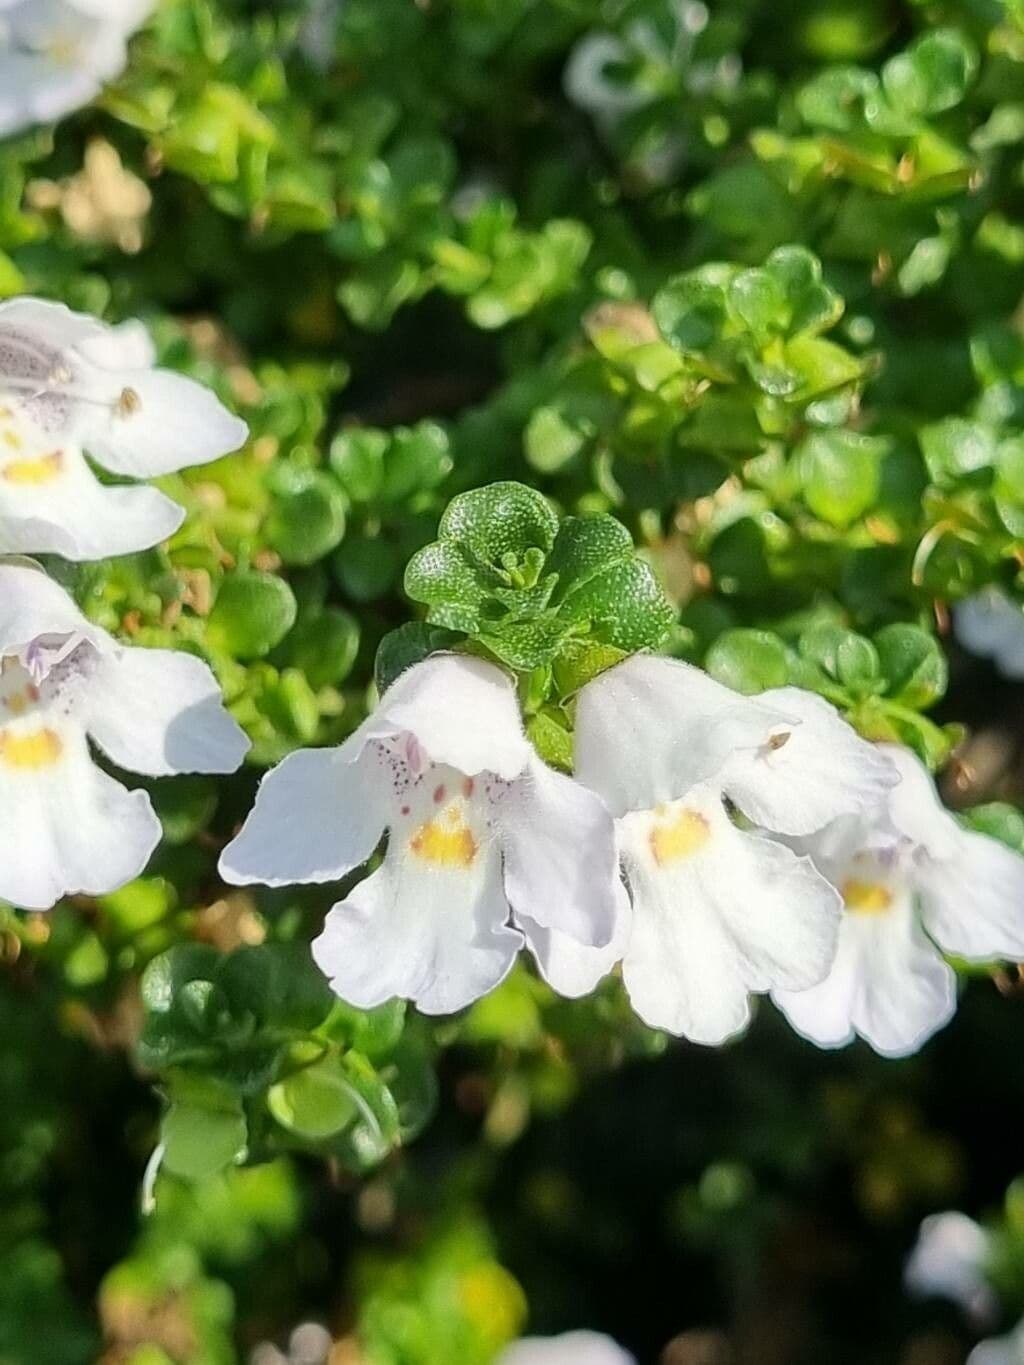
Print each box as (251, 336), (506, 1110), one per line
(842, 879), (894, 914)
(649, 807), (711, 866)
(2, 451), (63, 485)
(409, 806), (478, 869)
(3, 429), (23, 450)
(0, 728), (63, 770)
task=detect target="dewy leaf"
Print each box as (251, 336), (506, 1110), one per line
(557, 558), (675, 653)
(545, 515), (635, 604)
(437, 481), (559, 568)
(403, 540), (491, 631)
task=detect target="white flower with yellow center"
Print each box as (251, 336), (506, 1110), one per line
(496, 1331), (636, 1365)
(774, 745), (1024, 1057)
(219, 654), (627, 1016)
(571, 655), (898, 1044)
(0, 0), (153, 139)
(0, 297), (248, 560)
(0, 561), (249, 911)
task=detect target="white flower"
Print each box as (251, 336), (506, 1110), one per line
(496, 1331), (636, 1365)
(0, 298), (248, 560)
(774, 745), (1024, 1057)
(0, 0), (153, 139)
(955, 589), (1024, 680)
(219, 654), (627, 1016)
(904, 1211), (997, 1327)
(571, 655), (898, 1044)
(0, 560), (249, 911)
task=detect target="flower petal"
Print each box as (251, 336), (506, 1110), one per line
(722, 686), (899, 836)
(363, 653), (531, 781)
(575, 654), (791, 817)
(519, 878), (631, 998)
(219, 743), (388, 887)
(311, 840), (522, 1014)
(774, 887), (956, 1057)
(883, 745), (961, 857)
(917, 826), (1024, 961)
(77, 362), (249, 477)
(86, 645), (249, 777)
(0, 727), (160, 910)
(500, 753), (621, 946)
(619, 791), (840, 1043)
(0, 561), (100, 656)
(0, 442), (182, 560)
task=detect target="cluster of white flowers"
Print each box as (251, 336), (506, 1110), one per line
(0, 297), (250, 911)
(0, 0), (154, 140)
(222, 647), (1024, 1054)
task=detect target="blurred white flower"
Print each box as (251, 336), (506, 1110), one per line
(220, 654), (627, 1015)
(970, 1320), (1024, 1365)
(955, 589), (1024, 680)
(905, 1211), (997, 1327)
(774, 746), (1024, 1056)
(0, 298), (248, 560)
(571, 655), (897, 1043)
(298, 0), (342, 71)
(564, 2), (711, 121)
(496, 1330), (636, 1365)
(0, 0), (154, 139)
(0, 560), (249, 911)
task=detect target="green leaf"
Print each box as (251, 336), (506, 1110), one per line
(374, 622), (462, 695)
(266, 477), (346, 566)
(268, 1058), (360, 1141)
(882, 29), (977, 118)
(403, 540), (491, 631)
(797, 430), (885, 526)
(437, 482), (559, 568)
(161, 1079), (248, 1182)
(727, 268), (788, 342)
(545, 516), (634, 602)
(652, 270), (731, 352)
(919, 418), (997, 485)
(208, 572), (297, 659)
(556, 559), (675, 653)
(799, 623), (881, 692)
(875, 623), (948, 708)
(705, 629), (790, 694)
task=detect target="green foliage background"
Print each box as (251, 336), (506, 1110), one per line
(3, 0), (1024, 1360)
